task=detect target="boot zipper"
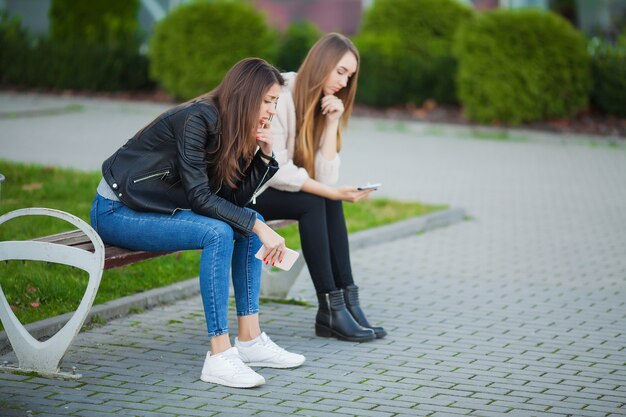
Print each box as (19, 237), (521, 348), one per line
(325, 293), (332, 328)
(133, 170), (170, 184)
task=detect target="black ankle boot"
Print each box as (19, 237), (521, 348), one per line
(316, 290), (376, 342)
(343, 284), (387, 338)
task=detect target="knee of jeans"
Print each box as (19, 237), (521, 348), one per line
(203, 221), (234, 246)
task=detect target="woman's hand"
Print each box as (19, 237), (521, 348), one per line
(321, 95), (344, 123)
(252, 219), (286, 266)
(256, 117), (273, 157)
(332, 186), (374, 203)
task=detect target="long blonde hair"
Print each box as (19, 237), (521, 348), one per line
(292, 33), (359, 178)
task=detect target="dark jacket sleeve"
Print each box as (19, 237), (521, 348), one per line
(176, 108), (257, 236)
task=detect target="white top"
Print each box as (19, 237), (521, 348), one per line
(258, 72), (341, 195)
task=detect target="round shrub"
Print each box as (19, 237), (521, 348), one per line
(356, 0), (474, 107)
(589, 37), (626, 117)
(454, 9), (591, 125)
(276, 21), (321, 72)
(149, 1), (278, 100)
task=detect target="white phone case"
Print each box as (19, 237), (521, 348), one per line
(255, 246), (300, 271)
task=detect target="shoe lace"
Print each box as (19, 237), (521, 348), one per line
(223, 353), (251, 373)
(261, 335), (286, 354)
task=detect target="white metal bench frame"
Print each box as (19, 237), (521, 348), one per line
(0, 208), (104, 379)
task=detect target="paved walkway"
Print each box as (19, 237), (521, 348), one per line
(1, 93), (625, 416)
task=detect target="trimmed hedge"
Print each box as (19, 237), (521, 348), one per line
(354, 34), (414, 108)
(50, 0), (140, 47)
(149, 1), (278, 100)
(0, 2), (150, 91)
(19, 40), (150, 91)
(454, 9), (591, 125)
(589, 37), (626, 118)
(276, 21), (321, 72)
(0, 11), (29, 86)
(356, 0), (474, 107)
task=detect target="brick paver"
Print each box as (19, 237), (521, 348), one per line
(1, 94), (625, 416)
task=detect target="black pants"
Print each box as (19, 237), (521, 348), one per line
(251, 188), (354, 293)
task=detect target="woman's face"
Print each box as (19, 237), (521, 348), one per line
(259, 83), (281, 123)
(322, 51), (358, 96)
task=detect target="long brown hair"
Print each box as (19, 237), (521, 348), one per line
(292, 33), (359, 178)
(199, 58), (284, 188)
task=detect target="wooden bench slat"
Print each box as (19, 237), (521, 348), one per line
(267, 219), (296, 229)
(34, 230), (88, 246)
(29, 219), (297, 270)
(105, 250), (175, 269)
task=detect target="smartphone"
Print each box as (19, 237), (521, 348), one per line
(255, 245), (300, 271)
(357, 183), (382, 190)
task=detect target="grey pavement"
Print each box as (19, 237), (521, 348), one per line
(1, 92), (626, 416)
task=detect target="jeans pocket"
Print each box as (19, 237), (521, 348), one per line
(105, 199), (121, 214)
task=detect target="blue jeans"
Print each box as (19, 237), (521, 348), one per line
(90, 193), (263, 338)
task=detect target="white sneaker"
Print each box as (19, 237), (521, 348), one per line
(235, 332), (306, 369)
(200, 347), (265, 388)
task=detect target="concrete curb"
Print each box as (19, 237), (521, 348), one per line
(0, 207), (466, 353)
(352, 115), (626, 148)
(348, 206), (466, 251)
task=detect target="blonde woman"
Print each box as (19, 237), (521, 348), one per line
(251, 33), (385, 341)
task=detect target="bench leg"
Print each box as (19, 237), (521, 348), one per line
(0, 208), (104, 379)
(259, 255), (306, 299)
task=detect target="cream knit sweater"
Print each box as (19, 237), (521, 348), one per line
(259, 72), (341, 196)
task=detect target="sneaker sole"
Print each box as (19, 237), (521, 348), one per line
(200, 374), (265, 388)
(244, 359), (305, 369)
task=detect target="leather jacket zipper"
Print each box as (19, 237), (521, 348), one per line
(250, 165), (271, 205)
(133, 170), (170, 184)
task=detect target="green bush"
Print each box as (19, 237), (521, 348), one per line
(49, 0), (141, 47)
(276, 21), (321, 72)
(0, 35), (151, 91)
(356, 0), (474, 107)
(0, 11), (30, 85)
(454, 9), (591, 125)
(149, 1), (278, 100)
(0, 1), (150, 91)
(354, 34), (415, 107)
(19, 40), (151, 91)
(589, 36), (626, 118)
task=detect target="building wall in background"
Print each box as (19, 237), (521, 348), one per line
(253, 0), (363, 35)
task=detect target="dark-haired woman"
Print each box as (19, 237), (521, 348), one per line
(91, 58), (304, 389)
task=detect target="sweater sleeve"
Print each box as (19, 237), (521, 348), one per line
(264, 89), (309, 192)
(314, 150), (341, 185)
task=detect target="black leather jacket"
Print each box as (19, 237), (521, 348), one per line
(101, 99), (278, 236)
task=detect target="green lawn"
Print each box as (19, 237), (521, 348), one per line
(0, 160), (446, 327)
